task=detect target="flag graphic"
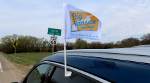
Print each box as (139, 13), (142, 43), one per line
(65, 5), (101, 40)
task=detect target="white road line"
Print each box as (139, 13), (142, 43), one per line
(0, 62), (3, 72)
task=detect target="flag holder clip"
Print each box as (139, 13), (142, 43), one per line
(65, 70), (72, 77)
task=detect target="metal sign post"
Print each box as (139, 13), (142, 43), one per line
(48, 28), (61, 54)
(50, 35), (57, 54)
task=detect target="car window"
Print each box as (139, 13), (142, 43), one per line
(50, 67), (100, 83)
(26, 64), (54, 83)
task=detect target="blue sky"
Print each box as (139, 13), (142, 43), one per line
(0, 0), (150, 43)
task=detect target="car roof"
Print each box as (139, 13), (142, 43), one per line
(54, 45), (150, 64)
(57, 45), (150, 56)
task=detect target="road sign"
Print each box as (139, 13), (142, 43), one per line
(48, 28), (61, 36)
(50, 36), (57, 45)
(50, 36), (57, 40)
(50, 40), (56, 45)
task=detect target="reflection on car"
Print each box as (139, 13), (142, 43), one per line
(22, 46), (150, 83)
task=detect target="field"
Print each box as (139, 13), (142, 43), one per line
(4, 52), (51, 66)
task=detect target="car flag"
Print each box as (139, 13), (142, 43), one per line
(65, 4), (101, 40)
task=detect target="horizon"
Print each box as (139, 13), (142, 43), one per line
(0, 33), (148, 44)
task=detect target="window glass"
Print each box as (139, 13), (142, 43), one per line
(26, 64), (53, 83)
(51, 67), (99, 83)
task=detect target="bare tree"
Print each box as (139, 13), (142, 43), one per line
(141, 33), (150, 45)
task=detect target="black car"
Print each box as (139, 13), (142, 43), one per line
(18, 46), (150, 83)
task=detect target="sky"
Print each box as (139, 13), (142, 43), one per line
(0, 0), (150, 43)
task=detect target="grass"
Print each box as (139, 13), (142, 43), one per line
(4, 52), (51, 66)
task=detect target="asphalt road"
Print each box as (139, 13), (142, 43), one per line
(0, 53), (23, 83)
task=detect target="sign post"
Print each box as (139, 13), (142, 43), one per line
(48, 28), (61, 54)
(50, 36), (57, 54)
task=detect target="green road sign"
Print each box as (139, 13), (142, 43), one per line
(48, 28), (61, 36)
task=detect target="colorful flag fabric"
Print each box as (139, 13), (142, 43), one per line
(65, 4), (101, 40)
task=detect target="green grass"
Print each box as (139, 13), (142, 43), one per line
(4, 52), (51, 66)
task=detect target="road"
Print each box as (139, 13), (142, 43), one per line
(0, 53), (24, 83)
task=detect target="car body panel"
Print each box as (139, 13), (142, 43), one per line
(42, 52), (150, 83)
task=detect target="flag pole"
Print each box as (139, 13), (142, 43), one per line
(64, 31), (67, 76)
(64, 22), (72, 77)
(63, 3), (72, 77)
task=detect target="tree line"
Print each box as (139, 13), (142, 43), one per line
(0, 33), (150, 54)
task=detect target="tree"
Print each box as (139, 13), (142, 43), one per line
(74, 39), (88, 49)
(0, 34), (18, 53)
(103, 42), (114, 49)
(119, 38), (140, 47)
(66, 42), (74, 50)
(87, 42), (103, 49)
(141, 33), (150, 45)
(0, 43), (2, 52)
(56, 43), (64, 51)
(2, 34), (150, 54)
(16, 36), (39, 52)
(0, 35), (51, 53)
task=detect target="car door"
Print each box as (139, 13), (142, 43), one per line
(23, 63), (54, 83)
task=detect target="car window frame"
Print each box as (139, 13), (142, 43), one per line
(50, 65), (100, 83)
(22, 62), (55, 83)
(44, 61), (111, 83)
